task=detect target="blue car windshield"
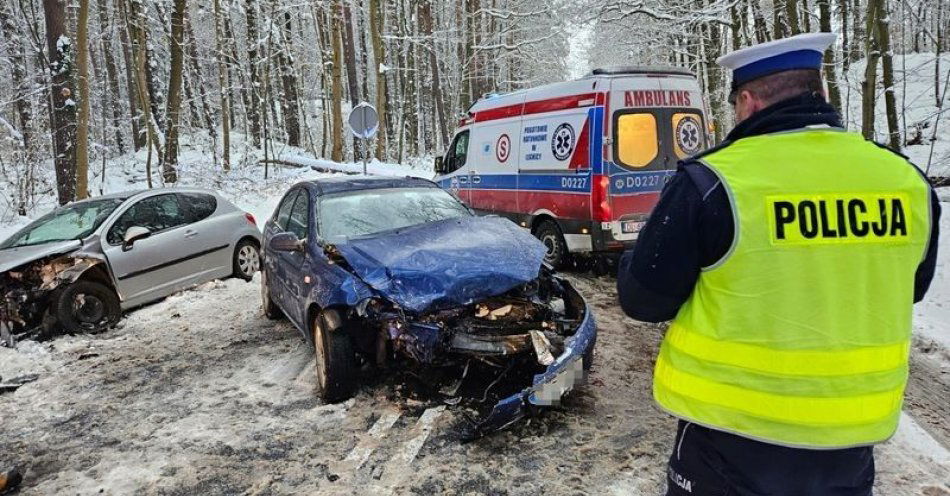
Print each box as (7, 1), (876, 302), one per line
(0, 198), (124, 249)
(319, 187), (471, 240)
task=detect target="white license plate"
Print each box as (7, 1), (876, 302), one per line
(622, 221), (645, 233)
(529, 357), (585, 406)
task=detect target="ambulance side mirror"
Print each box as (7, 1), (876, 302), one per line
(434, 156), (445, 174)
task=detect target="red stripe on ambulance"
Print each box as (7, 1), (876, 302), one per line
(473, 93), (600, 123)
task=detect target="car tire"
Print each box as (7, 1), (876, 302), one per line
(233, 239), (260, 281)
(312, 309), (357, 402)
(535, 220), (569, 269)
(52, 281), (121, 334)
(261, 269), (283, 320)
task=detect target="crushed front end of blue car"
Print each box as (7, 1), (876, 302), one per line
(322, 216), (597, 438)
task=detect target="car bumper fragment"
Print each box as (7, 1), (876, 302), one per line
(472, 294), (597, 438)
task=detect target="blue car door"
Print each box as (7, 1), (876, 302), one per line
(264, 190), (299, 315)
(277, 190), (312, 329)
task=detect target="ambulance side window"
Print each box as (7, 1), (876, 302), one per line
(672, 113), (706, 159)
(445, 131), (470, 173)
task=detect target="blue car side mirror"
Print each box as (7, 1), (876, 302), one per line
(270, 232), (304, 252)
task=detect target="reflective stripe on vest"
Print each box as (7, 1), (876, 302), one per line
(653, 129), (931, 449)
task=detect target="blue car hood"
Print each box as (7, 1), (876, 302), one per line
(333, 216), (546, 313)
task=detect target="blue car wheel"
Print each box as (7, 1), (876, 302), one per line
(312, 309), (357, 402)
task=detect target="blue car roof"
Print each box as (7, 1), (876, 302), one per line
(303, 176), (439, 196)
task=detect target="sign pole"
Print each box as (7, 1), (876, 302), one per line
(362, 139), (368, 175)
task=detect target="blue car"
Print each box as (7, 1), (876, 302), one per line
(260, 176), (596, 436)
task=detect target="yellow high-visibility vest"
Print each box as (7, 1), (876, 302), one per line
(653, 128), (932, 449)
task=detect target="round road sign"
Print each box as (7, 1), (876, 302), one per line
(348, 102), (380, 139)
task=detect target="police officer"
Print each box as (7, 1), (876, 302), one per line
(618, 32), (942, 495)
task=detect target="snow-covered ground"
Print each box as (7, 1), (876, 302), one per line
(1, 275), (947, 495)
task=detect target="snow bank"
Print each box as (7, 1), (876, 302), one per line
(0, 132), (436, 238)
(913, 196), (950, 350)
(275, 153), (434, 179)
(894, 412), (950, 466)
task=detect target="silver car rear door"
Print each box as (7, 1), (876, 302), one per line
(101, 193), (197, 305)
(175, 192), (236, 280)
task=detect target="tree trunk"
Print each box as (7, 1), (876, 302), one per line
(221, 5), (241, 130)
(705, 19), (726, 143)
(420, 0), (448, 148)
(818, 0), (843, 111)
(784, 0), (802, 35)
(729, 2), (742, 50)
(462, 0), (477, 105)
(214, 0), (230, 169)
(773, 0), (788, 39)
(330, 0), (345, 162)
(801, 0), (812, 32)
(395, 0), (407, 161)
(750, 0), (771, 43)
(245, 0), (262, 146)
(839, 0), (850, 70)
(278, 11), (301, 147)
(0, 1), (33, 153)
(312, 3), (332, 158)
(75, 0), (91, 199)
(116, 0), (144, 150)
(937, 3), (943, 106)
(875, 0), (900, 149)
(142, 3), (164, 134)
(95, 0), (124, 155)
(43, 0), (78, 204)
(185, 13), (217, 140)
(861, 0), (881, 139)
(357, 0), (369, 101)
(404, 0), (418, 156)
(851, 0), (864, 63)
(369, 0), (387, 159)
(182, 69), (202, 131)
(342, 2), (361, 158)
(128, 0), (162, 186)
(162, 0), (184, 182)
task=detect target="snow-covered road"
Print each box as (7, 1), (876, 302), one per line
(1, 275), (947, 495)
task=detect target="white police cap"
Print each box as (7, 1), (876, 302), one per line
(717, 32), (836, 89)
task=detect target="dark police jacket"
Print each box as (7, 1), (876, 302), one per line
(618, 93), (942, 323)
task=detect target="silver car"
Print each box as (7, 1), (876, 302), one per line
(0, 188), (261, 341)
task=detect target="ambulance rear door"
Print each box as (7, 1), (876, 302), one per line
(607, 74), (707, 238)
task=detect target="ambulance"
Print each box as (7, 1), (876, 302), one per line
(434, 66), (709, 268)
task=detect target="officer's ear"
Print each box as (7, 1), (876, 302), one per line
(734, 89), (762, 123)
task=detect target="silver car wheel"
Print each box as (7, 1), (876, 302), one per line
(237, 244), (260, 276)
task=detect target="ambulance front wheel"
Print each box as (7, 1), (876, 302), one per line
(535, 220), (569, 269)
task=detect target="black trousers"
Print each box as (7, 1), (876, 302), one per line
(665, 420), (875, 496)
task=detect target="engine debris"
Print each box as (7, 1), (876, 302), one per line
(347, 267), (588, 436)
(1, 254), (103, 344)
(529, 330), (555, 366)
